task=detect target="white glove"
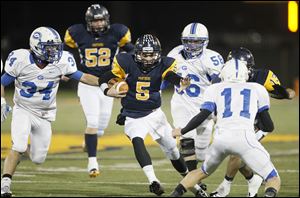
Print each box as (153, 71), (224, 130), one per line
(106, 84), (127, 98)
(1, 97), (12, 123)
(255, 130), (269, 141)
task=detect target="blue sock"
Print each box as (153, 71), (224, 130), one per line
(85, 134), (97, 157)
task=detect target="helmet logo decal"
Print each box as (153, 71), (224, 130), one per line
(33, 32), (41, 40)
(91, 4), (101, 9)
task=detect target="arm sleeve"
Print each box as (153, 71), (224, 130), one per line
(269, 84), (289, 99)
(111, 56), (126, 79)
(65, 70), (83, 81)
(255, 110), (274, 132)
(1, 73), (16, 86)
(120, 42), (134, 54)
(181, 109), (212, 135)
(98, 71), (119, 85)
(164, 71), (182, 86)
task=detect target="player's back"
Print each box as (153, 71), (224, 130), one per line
(205, 82), (270, 131)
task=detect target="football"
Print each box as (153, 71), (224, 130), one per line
(108, 78), (123, 88)
(115, 81), (129, 93)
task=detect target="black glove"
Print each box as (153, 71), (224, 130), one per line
(271, 84), (289, 99)
(116, 108), (126, 126)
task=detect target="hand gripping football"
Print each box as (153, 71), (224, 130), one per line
(115, 81), (129, 93)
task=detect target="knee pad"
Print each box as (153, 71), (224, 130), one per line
(164, 147), (180, 160)
(195, 146), (208, 162)
(97, 130), (104, 137)
(30, 154), (46, 164)
(86, 114), (98, 129)
(12, 144), (28, 154)
(179, 138), (195, 158)
(98, 113), (111, 131)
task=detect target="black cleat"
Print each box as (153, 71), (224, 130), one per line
(1, 193), (12, 197)
(149, 181), (165, 196)
(195, 188), (208, 197)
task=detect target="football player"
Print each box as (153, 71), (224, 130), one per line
(162, 22), (224, 195)
(210, 47), (295, 197)
(64, 4), (134, 178)
(0, 27), (114, 197)
(170, 59), (281, 198)
(98, 34), (191, 196)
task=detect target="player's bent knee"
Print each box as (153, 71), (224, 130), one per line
(30, 154), (47, 164)
(97, 129), (104, 137)
(12, 144), (28, 154)
(86, 115), (99, 129)
(179, 138), (195, 158)
(195, 147), (208, 162)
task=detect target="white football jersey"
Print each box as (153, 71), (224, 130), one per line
(5, 49), (77, 121)
(202, 82), (270, 131)
(168, 45), (224, 111)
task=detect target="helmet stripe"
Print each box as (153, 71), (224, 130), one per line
(190, 23), (197, 34)
(235, 58), (239, 78)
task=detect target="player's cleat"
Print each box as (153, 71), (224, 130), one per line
(195, 188), (208, 197)
(247, 174), (263, 197)
(89, 168), (100, 178)
(1, 178), (12, 197)
(149, 181), (165, 196)
(88, 161), (100, 178)
(210, 179), (231, 197)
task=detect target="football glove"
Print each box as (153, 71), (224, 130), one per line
(1, 97), (12, 123)
(106, 83), (127, 98)
(178, 76), (191, 92)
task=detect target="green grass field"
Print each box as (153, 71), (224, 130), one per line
(1, 88), (299, 197)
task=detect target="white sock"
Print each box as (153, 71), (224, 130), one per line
(142, 165), (159, 184)
(88, 157), (98, 164)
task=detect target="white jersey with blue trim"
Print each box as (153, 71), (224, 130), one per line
(4, 49), (77, 121)
(202, 82), (270, 131)
(168, 45), (224, 110)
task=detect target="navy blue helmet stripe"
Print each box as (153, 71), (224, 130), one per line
(190, 23), (197, 34)
(235, 58), (239, 78)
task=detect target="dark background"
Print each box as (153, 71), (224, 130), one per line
(1, 1), (299, 88)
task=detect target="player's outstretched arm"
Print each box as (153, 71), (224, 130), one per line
(271, 84), (295, 99)
(164, 71), (191, 92)
(79, 73), (99, 86)
(98, 71), (127, 98)
(1, 74), (14, 122)
(172, 109), (212, 138)
(255, 110), (274, 132)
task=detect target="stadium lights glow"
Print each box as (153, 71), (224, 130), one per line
(288, 1), (298, 32)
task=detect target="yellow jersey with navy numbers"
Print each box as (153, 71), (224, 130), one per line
(112, 53), (177, 118)
(64, 23), (131, 77)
